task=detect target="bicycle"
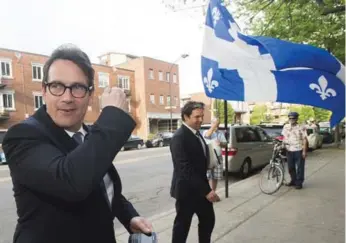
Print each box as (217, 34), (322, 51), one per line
(259, 139), (289, 195)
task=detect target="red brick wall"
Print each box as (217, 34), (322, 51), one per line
(0, 48), (138, 132)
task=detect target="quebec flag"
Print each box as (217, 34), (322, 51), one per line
(201, 0), (345, 127)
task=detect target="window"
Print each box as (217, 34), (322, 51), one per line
(2, 93), (15, 110)
(34, 94), (44, 109)
(160, 95), (164, 105)
(173, 74), (177, 83)
(256, 128), (271, 141)
(150, 94), (155, 104)
(32, 64), (43, 81)
(174, 96), (178, 106)
(117, 76), (130, 90)
(167, 95), (171, 106)
(98, 72), (110, 88)
(159, 71), (163, 81)
(0, 59), (12, 78)
(166, 72), (170, 82)
(149, 69), (154, 79)
(235, 127), (261, 143)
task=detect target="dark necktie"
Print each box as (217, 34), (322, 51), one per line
(72, 132), (83, 145)
(196, 131), (206, 156)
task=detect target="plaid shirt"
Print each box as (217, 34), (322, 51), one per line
(282, 124), (307, 152)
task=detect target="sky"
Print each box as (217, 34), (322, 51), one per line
(0, 0), (211, 97)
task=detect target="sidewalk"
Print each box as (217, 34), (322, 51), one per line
(116, 147), (345, 243)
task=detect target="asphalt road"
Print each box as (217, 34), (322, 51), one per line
(0, 146), (239, 243)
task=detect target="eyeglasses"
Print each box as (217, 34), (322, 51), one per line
(289, 118), (297, 120)
(44, 81), (93, 98)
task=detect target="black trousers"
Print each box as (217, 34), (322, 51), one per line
(172, 196), (215, 243)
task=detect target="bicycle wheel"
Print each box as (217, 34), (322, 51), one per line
(259, 164), (284, 195)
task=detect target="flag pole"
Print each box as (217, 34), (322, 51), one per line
(223, 99), (229, 198)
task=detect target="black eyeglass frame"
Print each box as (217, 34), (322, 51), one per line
(43, 81), (94, 98)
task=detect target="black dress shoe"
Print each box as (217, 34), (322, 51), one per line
(295, 185), (303, 189)
(286, 181), (295, 187)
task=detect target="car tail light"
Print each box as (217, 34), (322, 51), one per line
(222, 147), (238, 156)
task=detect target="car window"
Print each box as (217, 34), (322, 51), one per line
(235, 127), (261, 143)
(257, 128), (271, 141)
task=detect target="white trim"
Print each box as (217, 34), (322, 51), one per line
(1, 90), (15, 111)
(117, 75), (130, 90)
(0, 58), (13, 79)
(33, 93), (44, 110)
(31, 63), (44, 82)
(173, 73), (177, 83)
(149, 69), (154, 80)
(98, 72), (110, 88)
(150, 94), (155, 104)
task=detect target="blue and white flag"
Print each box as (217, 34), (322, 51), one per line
(201, 0), (345, 127)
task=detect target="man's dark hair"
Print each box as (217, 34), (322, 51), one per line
(42, 44), (95, 89)
(181, 101), (205, 121)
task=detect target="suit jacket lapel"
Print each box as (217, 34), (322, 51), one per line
(182, 125), (209, 164)
(33, 105), (78, 153)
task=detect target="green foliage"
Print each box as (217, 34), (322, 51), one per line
(214, 99), (234, 123)
(289, 105), (315, 123)
(234, 0), (345, 62)
(313, 107), (332, 122)
(250, 104), (271, 125)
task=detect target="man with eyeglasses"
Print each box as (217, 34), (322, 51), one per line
(282, 111), (308, 190)
(2, 44), (152, 243)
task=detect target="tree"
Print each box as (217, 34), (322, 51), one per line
(313, 107), (332, 122)
(250, 104), (269, 125)
(235, 0), (345, 62)
(289, 105), (315, 124)
(214, 99), (234, 123)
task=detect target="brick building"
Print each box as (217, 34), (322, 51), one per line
(0, 48), (181, 140)
(99, 52), (181, 139)
(181, 92), (212, 124)
(0, 48), (138, 133)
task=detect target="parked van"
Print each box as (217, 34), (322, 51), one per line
(200, 124), (273, 178)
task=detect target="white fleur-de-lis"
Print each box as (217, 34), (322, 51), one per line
(309, 75), (337, 100)
(203, 68), (219, 93)
(212, 7), (221, 26)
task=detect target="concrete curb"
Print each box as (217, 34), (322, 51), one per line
(114, 172), (258, 237)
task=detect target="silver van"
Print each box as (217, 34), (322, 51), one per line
(200, 124), (273, 178)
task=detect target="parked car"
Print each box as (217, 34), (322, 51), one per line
(306, 126), (323, 150)
(200, 124), (274, 178)
(145, 132), (173, 148)
(121, 135), (144, 151)
(319, 130), (334, 144)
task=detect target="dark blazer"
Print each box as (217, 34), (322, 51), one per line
(170, 124), (211, 200)
(3, 105), (139, 243)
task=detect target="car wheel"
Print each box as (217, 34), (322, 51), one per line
(239, 159), (251, 179)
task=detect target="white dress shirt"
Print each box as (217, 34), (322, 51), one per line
(65, 128), (114, 205)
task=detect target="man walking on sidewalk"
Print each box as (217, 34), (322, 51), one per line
(203, 118), (227, 196)
(282, 111), (309, 189)
(170, 101), (219, 243)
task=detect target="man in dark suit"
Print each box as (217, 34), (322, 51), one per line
(2, 44), (152, 243)
(170, 101), (220, 243)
